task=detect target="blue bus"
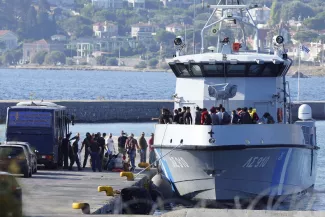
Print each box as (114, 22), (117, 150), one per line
(5, 101), (74, 168)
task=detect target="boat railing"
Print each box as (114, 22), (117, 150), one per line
(200, 1), (259, 54)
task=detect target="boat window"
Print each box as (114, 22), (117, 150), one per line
(226, 64), (246, 75)
(190, 64), (203, 76)
(203, 64), (224, 76)
(248, 64), (262, 76)
(176, 64), (190, 76)
(261, 63), (277, 76)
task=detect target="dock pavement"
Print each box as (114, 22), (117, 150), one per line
(18, 137), (155, 216)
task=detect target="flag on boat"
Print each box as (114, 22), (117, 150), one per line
(300, 44), (310, 54)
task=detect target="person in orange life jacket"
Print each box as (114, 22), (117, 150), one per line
(200, 108), (209, 125)
(248, 107), (259, 124)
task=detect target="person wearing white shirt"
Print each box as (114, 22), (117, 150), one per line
(106, 133), (115, 156)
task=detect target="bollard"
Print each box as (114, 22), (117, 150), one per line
(120, 172), (134, 181)
(72, 202), (90, 214)
(138, 162), (150, 170)
(98, 186), (114, 196)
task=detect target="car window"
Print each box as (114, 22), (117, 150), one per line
(0, 147), (24, 158)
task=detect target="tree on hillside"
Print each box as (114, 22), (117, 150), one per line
(106, 58), (118, 66)
(293, 31), (319, 42)
(39, 0), (50, 12)
(80, 4), (95, 19)
(155, 30), (176, 44)
(58, 16), (93, 38)
(269, 0), (281, 26)
(280, 1), (315, 21)
(45, 51), (66, 65)
(93, 10), (117, 22)
(303, 12), (325, 31)
(32, 51), (48, 64)
(148, 58), (158, 68)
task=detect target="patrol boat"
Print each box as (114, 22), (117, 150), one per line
(153, 0), (319, 203)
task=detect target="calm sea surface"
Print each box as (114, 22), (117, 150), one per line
(0, 68), (324, 101)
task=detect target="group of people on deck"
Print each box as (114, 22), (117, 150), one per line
(156, 105), (275, 125)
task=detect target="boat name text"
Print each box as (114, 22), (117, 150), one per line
(169, 157), (189, 168)
(242, 156), (270, 168)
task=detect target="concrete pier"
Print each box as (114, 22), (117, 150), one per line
(1, 100), (325, 123)
(18, 137), (155, 216)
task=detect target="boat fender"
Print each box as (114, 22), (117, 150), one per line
(151, 174), (174, 199)
(121, 186), (153, 214)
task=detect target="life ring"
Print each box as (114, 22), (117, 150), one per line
(277, 108), (283, 123)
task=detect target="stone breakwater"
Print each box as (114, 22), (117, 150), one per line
(0, 100), (174, 123)
(0, 100), (323, 123)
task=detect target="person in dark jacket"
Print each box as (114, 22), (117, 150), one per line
(118, 131), (128, 155)
(88, 138), (102, 172)
(240, 107), (252, 124)
(195, 107), (201, 125)
(80, 132), (91, 168)
(184, 107), (193, 125)
(173, 109), (180, 124)
(203, 113), (212, 125)
(69, 135), (82, 171)
(61, 133), (72, 169)
(231, 110), (240, 124)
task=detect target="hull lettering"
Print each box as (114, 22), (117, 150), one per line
(242, 156), (270, 168)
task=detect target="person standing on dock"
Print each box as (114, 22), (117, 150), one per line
(69, 134), (82, 171)
(88, 137), (102, 172)
(80, 132), (91, 168)
(118, 131), (128, 155)
(148, 133), (156, 167)
(126, 133), (139, 172)
(106, 133), (115, 162)
(62, 133), (72, 169)
(138, 132), (148, 163)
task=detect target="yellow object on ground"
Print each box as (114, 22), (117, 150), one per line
(98, 186), (114, 196)
(72, 202), (88, 209)
(138, 162), (150, 168)
(120, 172), (134, 181)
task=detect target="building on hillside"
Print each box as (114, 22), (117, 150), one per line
(23, 39), (65, 63)
(67, 37), (138, 58)
(0, 30), (18, 51)
(93, 21), (118, 38)
(91, 0), (124, 9)
(128, 0), (145, 8)
(51, 34), (67, 42)
(248, 5), (271, 25)
(166, 23), (184, 33)
(131, 22), (156, 41)
(160, 0), (192, 8)
(46, 0), (74, 6)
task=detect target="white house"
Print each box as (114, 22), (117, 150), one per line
(248, 5), (271, 25)
(166, 23), (183, 33)
(51, 34), (67, 42)
(131, 22), (156, 41)
(0, 30), (18, 51)
(93, 21), (118, 38)
(92, 0), (124, 9)
(128, 0), (145, 8)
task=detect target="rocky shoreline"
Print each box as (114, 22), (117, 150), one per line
(2, 64), (324, 76)
(4, 65), (171, 73)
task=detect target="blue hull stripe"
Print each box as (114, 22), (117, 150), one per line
(270, 148), (288, 196)
(155, 148), (175, 190)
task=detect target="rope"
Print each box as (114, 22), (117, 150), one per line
(135, 123), (184, 178)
